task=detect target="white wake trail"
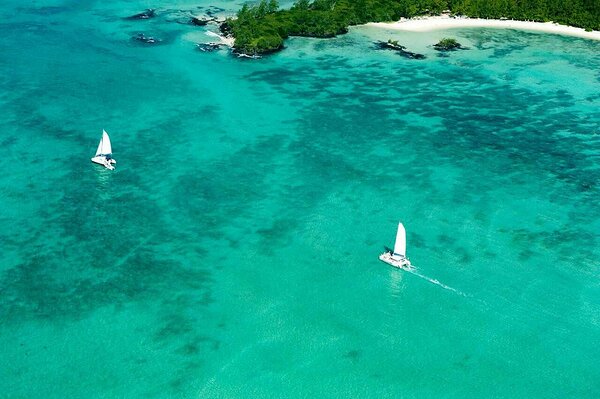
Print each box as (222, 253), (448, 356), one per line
(407, 268), (469, 297)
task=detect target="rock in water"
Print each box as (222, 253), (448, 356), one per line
(375, 40), (406, 51)
(374, 40), (426, 60)
(132, 33), (162, 45)
(197, 43), (223, 52)
(191, 16), (212, 26)
(433, 38), (465, 51)
(219, 21), (233, 36)
(125, 9), (156, 20)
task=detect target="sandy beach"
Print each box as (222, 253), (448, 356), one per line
(369, 15), (600, 41)
(206, 30), (235, 47)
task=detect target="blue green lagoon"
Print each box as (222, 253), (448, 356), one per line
(1, 1), (600, 397)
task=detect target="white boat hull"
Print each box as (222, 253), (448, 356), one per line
(379, 252), (413, 271)
(91, 156), (116, 170)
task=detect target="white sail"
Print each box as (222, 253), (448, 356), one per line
(393, 222), (406, 257)
(95, 130), (112, 156)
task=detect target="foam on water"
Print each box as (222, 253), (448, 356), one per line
(408, 268), (469, 297)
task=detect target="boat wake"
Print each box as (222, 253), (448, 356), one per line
(381, 222), (469, 297)
(407, 268), (469, 297)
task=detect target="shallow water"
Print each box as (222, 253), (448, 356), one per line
(1, 1), (599, 397)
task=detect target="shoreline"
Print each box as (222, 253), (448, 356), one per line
(368, 16), (600, 41)
(206, 30), (234, 47)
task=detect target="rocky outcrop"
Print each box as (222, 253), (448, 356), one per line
(219, 21), (233, 36)
(433, 38), (465, 51)
(196, 43), (224, 52)
(125, 9), (156, 20)
(191, 16), (212, 26)
(132, 33), (162, 45)
(375, 40), (426, 60)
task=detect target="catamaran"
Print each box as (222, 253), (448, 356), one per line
(379, 222), (413, 270)
(91, 130), (116, 170)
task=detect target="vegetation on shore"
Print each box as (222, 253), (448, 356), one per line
(386, 39), (403, 49)
(433, 37), (462, 51)
(226, 0), (600, 56)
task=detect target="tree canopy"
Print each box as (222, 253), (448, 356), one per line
(227, 0), (600, 55)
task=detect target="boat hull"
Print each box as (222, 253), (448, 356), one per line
(91, 156), (115, 170)
(379, 252), (413, 271)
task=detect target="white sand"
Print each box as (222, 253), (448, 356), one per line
(206, 31), (235, 47)
(368, 15), (600, 41)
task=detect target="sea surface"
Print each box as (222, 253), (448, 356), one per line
(1, 1), (599, 398)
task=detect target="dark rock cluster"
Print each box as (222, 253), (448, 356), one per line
(196, 43), (224, 52)
(132, 33), (162, 45)
(375, 40), (426, 60)
(124, 9), (156, 20)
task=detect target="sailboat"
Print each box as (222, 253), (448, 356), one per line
(91, 130), (116, 170)
(379, 222), (413, 270)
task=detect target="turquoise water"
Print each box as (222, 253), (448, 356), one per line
(1, 1), (600, 397)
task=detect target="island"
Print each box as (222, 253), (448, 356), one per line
(225, 0), (600, 56)
(433, 38), (464, 51)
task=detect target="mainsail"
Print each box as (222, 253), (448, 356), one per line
(393, 222), (406, 258)
(95, 130), (112, 156)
